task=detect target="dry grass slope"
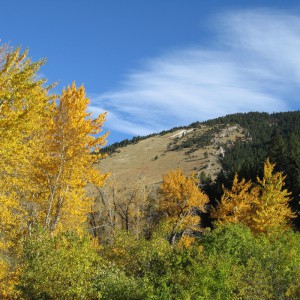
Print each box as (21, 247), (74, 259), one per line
(95, 123), (248, 188)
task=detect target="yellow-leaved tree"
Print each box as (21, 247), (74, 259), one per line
(211, 175), (258, 227)
(0, 46), (108, 296)
(0, 46), (52, 297)
(212, 159), (296, 233)
(158, 169), (209, 244)
(250, 159), (296, 233)
(27, 83), (109, 233)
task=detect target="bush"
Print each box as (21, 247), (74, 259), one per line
(19, 229), (100, 299)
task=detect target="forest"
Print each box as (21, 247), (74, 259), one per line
(1, 45), (300, 299)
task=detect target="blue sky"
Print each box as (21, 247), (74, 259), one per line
(1, 1), (300, 144)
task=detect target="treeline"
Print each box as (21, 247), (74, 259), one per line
(100, 135), (154, 155)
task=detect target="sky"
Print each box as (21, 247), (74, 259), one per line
(1, 0), (300, 144)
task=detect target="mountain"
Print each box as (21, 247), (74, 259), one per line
(97, 123), (247, 187)
(95, 111), (300, 223)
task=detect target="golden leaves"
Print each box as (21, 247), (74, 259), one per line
(212, 159), (296, 233)
(31, 83), (109, 233)
(250, 159), (296, 233)
(159, 169), (209, 242)
(0, 46), (108, 297)
(211, 175), (257, 226)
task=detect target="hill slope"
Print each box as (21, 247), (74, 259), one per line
(96, 123), (247, 187)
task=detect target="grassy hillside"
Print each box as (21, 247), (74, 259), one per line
(96, 123), (247, 187)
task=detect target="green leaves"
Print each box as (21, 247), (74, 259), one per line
(200, 223), (300, 299)
(19, 230), (100, 299)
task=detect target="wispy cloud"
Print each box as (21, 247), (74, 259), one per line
(90, 9), (300, 137)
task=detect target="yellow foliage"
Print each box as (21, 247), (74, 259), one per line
(0, 263), (21, 299)
(0, 47), (108, 295)
(250, 159), (296, 233)
(0, 46), (52, 297)
(177, 235), (195, 249)
(159, 169), (209, 241)
(212, 159), (296, 233)
(28, 83), (109, 233)
(211, 175), (258, 227)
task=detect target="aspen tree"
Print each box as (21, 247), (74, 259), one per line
(29, 83), (109, 233)
(159, 169), (208, 243)
(0, 46), (51, 297)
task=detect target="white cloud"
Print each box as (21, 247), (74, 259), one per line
(90, 9), (299, 137)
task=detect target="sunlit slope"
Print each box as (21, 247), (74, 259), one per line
(96, 124), (247, 187)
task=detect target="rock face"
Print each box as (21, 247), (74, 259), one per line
(170, 129), (194, 139)
(95, 123), (249, 188)
(215, 146), (225, 157)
